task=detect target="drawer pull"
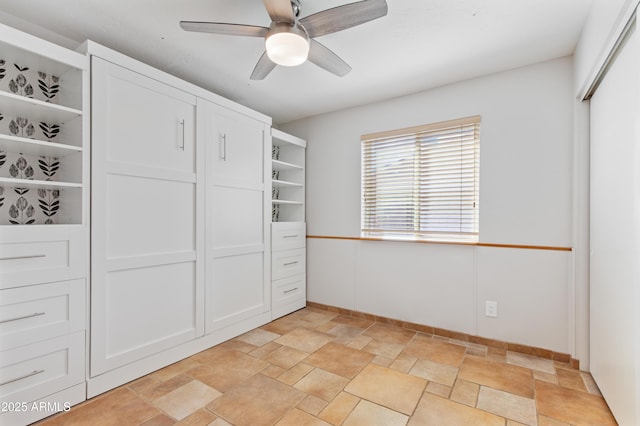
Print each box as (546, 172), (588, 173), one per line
(283, 261), (299, 266)
(0, 312), (46, 324)
(0, 369), (45, 387)
(0, 254), (46, 261)
(284, 287), (298, 294)
(282, 235), (299, 239)
(178, 119), (186, 151)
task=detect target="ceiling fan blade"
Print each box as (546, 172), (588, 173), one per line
(307, 39), (351, 77)
(180, 21), (268, 37)
(300, 0), (388, 38)
(250, 51), (277, 80)
(263, 0), (295, 24)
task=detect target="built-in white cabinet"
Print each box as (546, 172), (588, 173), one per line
(200, 99), (271, 333)
(0, 23), (88, 426)
(271, 129), (306, 319)
(89, 55), (204, 376)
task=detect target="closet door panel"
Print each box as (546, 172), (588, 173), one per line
(98, 263), (197, 371)
(210, 186), (263, 250)
(106, 174), (195, 257)
(208, 253), (265, 331)
(102, 62), (196, 174)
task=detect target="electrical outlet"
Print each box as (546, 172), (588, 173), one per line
(485, 301), (498, 318)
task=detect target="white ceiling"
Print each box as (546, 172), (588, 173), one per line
(0, 0), (593, 124)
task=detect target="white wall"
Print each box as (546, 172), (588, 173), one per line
(283, 57), (575, 354)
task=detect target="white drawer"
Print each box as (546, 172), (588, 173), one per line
(0, 280), (85, 350)
(272, 222), (306, 251)
(272, 275), (305, 305)
(0, 227), (85, 290)
(272, 248), (305, 280)
(0, 332), (85, 404)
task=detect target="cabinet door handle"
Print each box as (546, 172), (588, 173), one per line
(284, 287), (298, 294)
(0, 254), (46, 261)
(283, 261), (299, 266)
(178, 119), (185, 151)
(219, 133), (227, 161)
(282, 235), (299, 239)
(0, 312), (46, 324)
(0, 369), (45, 387)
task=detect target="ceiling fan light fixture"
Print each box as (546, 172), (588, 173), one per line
(265, 23), (309, 66)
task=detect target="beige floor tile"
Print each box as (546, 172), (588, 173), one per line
(363, 339), (405, 359)
(174, 408), (217, 425)
(275, 328), (335, 353)
(409, 358), (459, 386)
(236, 328), (281, 347)
(533, 371), (558, 385)
(305, 342), (374, 378)
(39, 388), (161, 426)
(450, 379), (480, 407)
(371, 355), (394, 367)
(345, 334), (373, 349)
(297, 395), (328, 416)
(129, 374), (194, 401)
(477, 386), (537, 426)
(363, 323), (416, 345)
(278, 363), (314, 385)
(209, 418), (233, 426)
(408, 393), (505, 426)
(249, 341), (282, 358)
(402, 333), (466, 367)
(331, 315), (374, 329)
(315, 321), (339, 333)
(276, 408), (332, 426)
(328, 324), (367, 339)
(294, 368), (349, 401)
(140, 414), (176, 426)
(535, 380), (616, 425)
(425, 382), (452, 398)
(186, 350), (269, 392)
(467, 347), (489, 357)
(537, 415), (571, 426)
(507, 351), (556, 375)
(207, 374), (305, 426)
(151, 357), (202, 382)
(218, 339), (258, 354)
(345, 364), (426, 415)
(556, 368), (587, 392)
(264, 345), (310, 369)
(486, 347), (507, 363)
(318, 392), (360, 425)
(458, 355), (534, 398)
(343, 400), (409, 426)
(261, 315), (311, 335)
(390, 354), (417, 373)
(262, 364), (287, 378)
(154, 380), (222, 420)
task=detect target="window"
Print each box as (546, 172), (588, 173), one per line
(361, 115), (480, 242)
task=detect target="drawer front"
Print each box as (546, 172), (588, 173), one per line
(272, 248), (305, 281)
(272, 222), (306, 251)
(0, 280), (85, 350)
(0, 227), (85, 290)
(272, 275), (305, 305)
(0, 332), (85, 404)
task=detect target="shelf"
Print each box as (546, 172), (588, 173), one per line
(0, 134), (82, 157)
(0, 177), (82, 190)
(272, 179), (303, 188)
(272, 159), (303, 171)
(272, 128), (307, 148)
(272, 199), (304, 205)
(0, 91), (82, 123)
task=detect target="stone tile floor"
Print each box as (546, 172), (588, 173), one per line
(38, 307), (617, 425)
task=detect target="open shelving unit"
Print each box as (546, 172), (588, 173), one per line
(271, 128), (306, 223)
(0, 23), (88, 225)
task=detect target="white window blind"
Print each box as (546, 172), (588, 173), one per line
(361, 115), (480, 242)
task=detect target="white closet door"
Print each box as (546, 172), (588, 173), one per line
(590, 22), (640, 426)
(199, 99), (270, 333)
(90, 58), (204, 376)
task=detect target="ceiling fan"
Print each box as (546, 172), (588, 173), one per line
(180, 0), (388, 80)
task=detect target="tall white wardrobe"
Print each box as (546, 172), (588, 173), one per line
(0, 24), (307, 425)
